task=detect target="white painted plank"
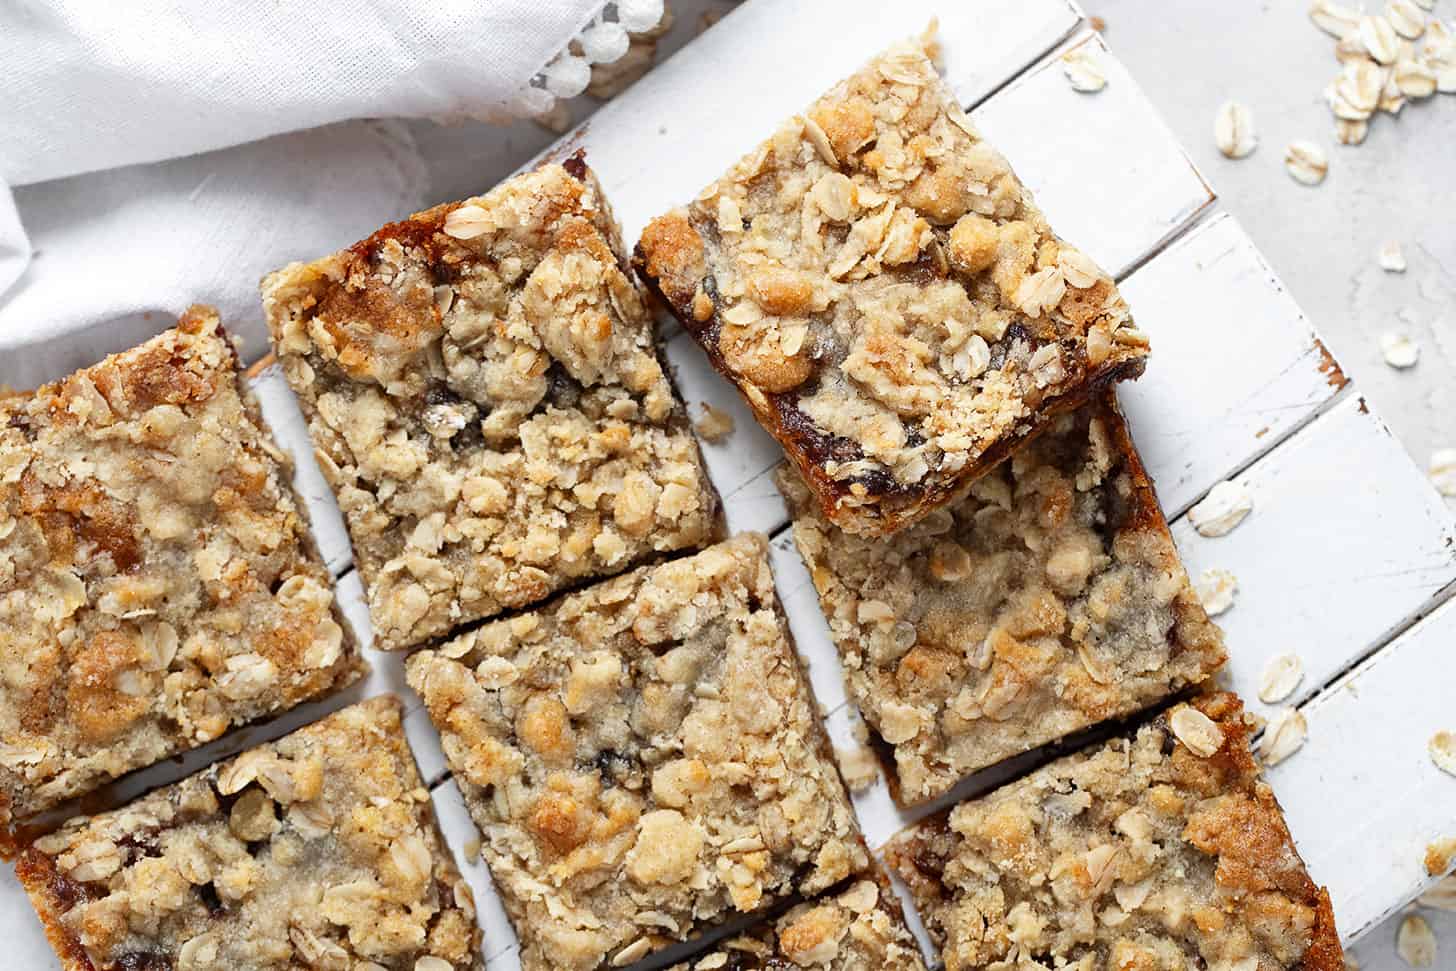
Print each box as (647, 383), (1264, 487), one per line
(667, 331), (790, 536)
(248, 360), (355, 577)
(554, 0), (1082, 247)
(971, 32), (1214, 279)
(1119, 212), (1346, 517)
(1169, 394), (1456, 721)
(430, 779), (523, 969)
(1269, 594), (1456, 943)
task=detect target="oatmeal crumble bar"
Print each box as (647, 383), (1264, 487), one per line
(0, 308), (363, 845)
(667, 873), (927, 971)
(884, 692), (1344, 971)
(405, 533), (869, 971)
(17, 696), (482, 971)
(781, 393), (1226, 805)
(263, 159), (721, 651)
(635, 36), (1148, 537)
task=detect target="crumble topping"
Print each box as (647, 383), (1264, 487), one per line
(0, 307), (363, 843)
(16, 697), (482, 970)
(263, 160), (720, 651)
(780, 394), (1225, 804)
(635, 36), (1147, 536)
(885, 692), (1345, 971)
(406, 533), (868, 971)
(667, 874), (927, 971)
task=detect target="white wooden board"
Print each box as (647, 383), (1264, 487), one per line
(1269, 595), (1456, 942)
(1119, 212), (1347, 518)
(7, 1), (1456, 969)
(1169, 393), (1456, 721)
(972, 32), (1214, 279)
(250, 360), (356, 576)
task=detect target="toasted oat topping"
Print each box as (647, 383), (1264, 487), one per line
(406, 534), (868, 971)
(0, 308), (363, 841)
(693, 402), (736, 443)
(1285, 141), (1330, 186)
(263, 160), (720, 651)
(885, 692), (1345, 971)
(666, 874), (927, 971)
(16, 698), (481, 971)
(780, 395), (1225, 804)
(635, 36), (1147, 537)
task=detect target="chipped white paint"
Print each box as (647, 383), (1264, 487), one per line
(1119, 213), (1346, 517)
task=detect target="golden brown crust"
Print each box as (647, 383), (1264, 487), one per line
(781, 393), (1225, 805)
(0, 308), (364, 848)
(263, 159), (722, 651)
(884, 692), (1344, 971)
(16, 697), (483, 970)
(666, 871), (928, 971)
(634, 37), (1147, 537)
(406, 534), (868, 971)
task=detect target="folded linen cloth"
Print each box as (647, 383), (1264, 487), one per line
(0, 0), (667, 386)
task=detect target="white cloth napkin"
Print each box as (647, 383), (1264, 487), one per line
(0, 0), (614, 387)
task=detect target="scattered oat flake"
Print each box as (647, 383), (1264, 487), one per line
(1311, 0), (1362, 38)
(1387, 0), (1428, 39)
(1381, 332), (1421, 368)
(1380, 240), (1409, 271)
(1362, 15), (1401, 63)
(1215, 101), (1258, 158)
(1335, 32), (1370, 65)
(1431, 730), (1456, 775)
(1430, 449), (1456, 496)
(1337, 118), (1370, 145)
(1337, 60), (1385, 114)
(463, 836), (482, 861)
(1397, 913), (1437, 967)
(1062, 48), (1107, 92)
(1259, 654), (1305, 704)
(694, 402), (735, 443)
(1421, 875), (1456, 910)
(1285, 141), (1329, 185)
(1195, 568), (1238, 616)
(1397, 57), (1440, 97)
(1189, 480), (1254, 537)
(1260, 707), (1308, 766)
